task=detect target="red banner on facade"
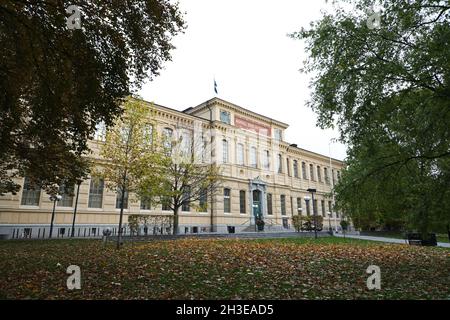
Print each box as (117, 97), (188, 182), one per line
(234, 115), (271, 136)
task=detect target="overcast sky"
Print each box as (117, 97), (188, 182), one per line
(138, 0), (347, 161)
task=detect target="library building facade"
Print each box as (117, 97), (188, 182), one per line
(0, 97), (344, 238)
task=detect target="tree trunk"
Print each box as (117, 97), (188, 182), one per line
(117, 185), (126, 249)
(173, 207), (179, 235)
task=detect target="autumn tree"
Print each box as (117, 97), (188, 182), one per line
(138, 125), (222, 235)
(292, 0), (450, 236)
(0, 0), (185, 195)
(96, 98), (157, 248)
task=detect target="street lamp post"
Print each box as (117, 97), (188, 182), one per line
(306, 188), (317, 239)
(49, 194), (62, 238)
(327, 211), (332, 235)
(71, 181), (81, 237)
(328, 140), (338, 232)
(303, 196), (310, 232)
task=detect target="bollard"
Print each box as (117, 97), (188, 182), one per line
(102, 228), (112, 246)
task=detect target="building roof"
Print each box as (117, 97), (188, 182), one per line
(183, 97), (290, 129)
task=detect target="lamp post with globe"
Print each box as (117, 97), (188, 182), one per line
(327, 211), (333, 235)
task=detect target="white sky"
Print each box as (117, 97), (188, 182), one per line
(138, 0), (347, 161)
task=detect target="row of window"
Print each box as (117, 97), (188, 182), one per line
(224, 188), (340, 217)
(20, 177), (208, 212)
(20, 177), (339, 218)
(93, 121), (154, 144)
(95, 122), (340, 184)
(222, 140), (341, 182)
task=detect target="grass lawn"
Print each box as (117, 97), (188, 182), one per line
(0, 237), (449, 300)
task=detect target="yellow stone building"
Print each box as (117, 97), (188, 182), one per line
(0, 97), (344, 238)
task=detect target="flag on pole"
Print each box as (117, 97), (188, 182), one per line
(214, 79), (218, 95)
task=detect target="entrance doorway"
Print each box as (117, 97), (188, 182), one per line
(252, 190), (262, 218)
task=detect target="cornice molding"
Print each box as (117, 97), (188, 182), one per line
(188, 98), (289, 129)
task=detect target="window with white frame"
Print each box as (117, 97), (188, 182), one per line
(274, 128), (282, 141)
(220, 110), (231, 124)
(182, 186), (190, 212)
(115, 187), (129, 209)
(163, 127), (173, 152)
(222, 139), (229, 163)
(321, 200), (326, 216)
(162, 196), (171, 211)
(293, 160), (299, 178)
(267, 193), (273, 215)
(239, 190), (246, 214)
(302, 162), (307, 179)
(120, 126), (131, 144)
(237, 143), (244, 165)
(250, 146), (257, 168)
(297, 197), (302, 215)
(277, 154), (282, 173)
(181, 130), (192, 157)
(58, 183), (74, 207)
(224, 188), (231, 213)
(88, 178), (104, 208)
(143, 124), (153, 145)
(21, 177), (41, 206)
(199, 189), (207, 212)
(263, 150), (270, 169)
(140, 196), (152, 210)
(280, 195), (286, 215)
(93, 121), (106, 141)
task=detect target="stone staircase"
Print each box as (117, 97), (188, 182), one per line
(240, 224), (288, 233)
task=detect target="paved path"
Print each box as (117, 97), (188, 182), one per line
(334, 233), (450, 248)
(112, 231), (331, 242)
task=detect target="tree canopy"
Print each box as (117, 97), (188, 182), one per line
(95, 97), (158, 248)
(292, 0), (450, 234)
(137, 125), (222, 235)
(0, 0), (185, 195)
